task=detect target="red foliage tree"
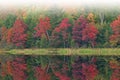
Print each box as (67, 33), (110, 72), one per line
(0, 61), (13, 77)
(110, 15), (120, 47)
(72, 57), (98, 80)
(72, 16), (98, 47)
(6, 61), (13, 76)
(110, 16), (120, 35)
(1, 63), (7, 77)
(72, 16), (88, 47)
(109, 60), (120, 80)
(11, 57), (27, 80)
(81, 63), (98, 80)
(51, 59), (70, 80)
(34, 17), (51, 40)
(82, 23), (99, 47)
(6, 19), (27, 47)
(34, 65), (51, 80)
(54, 71), (70, 80)
(54, 18), (71, 40)
(0, 57), (27, 80)
(51, 18), (71, 47)
(6, 28), (13, 44)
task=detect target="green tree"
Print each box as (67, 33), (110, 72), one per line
(3, 14), (16, 28)
(96, 23), (112, 48)
(24, 12), (39, 48)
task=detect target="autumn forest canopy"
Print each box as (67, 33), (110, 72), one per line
(0, 6), (120, 48)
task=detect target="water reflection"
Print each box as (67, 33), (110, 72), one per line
(0, 55), (120, 80)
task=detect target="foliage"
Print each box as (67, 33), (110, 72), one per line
(0, 7), (120, 48)
(45, 7), (66, 30)
(82, 23), (99, 47)
(34, 17), (51, 40)
(11, 57), (27, 80)
(0, 26), (8, 48)
(109, 59), (120, 80)
(0, 26), (7, 41)
(72, 16), (88, 47)
(24, 12), (39, 48)
(96, 56), (112, 80)
(0, 56), (120, 80)
(35, 36), (48, 48)
(72, 57), (98, 80)
(51, 58), (71, 80)
(6, 19), (28, 48)
(34, 65), (51, 80)
(3, 14), (16, 28)
(96, 23), (112, 48)
(87, 13), (95, 22)
(109, 15), (120, 47)
(51, 18), (71, 48)
(72, 15), (98, 47)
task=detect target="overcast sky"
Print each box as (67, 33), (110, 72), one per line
(0, 0), (119, 5)
(0, 0), (119, 8)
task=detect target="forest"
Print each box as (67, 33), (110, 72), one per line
(0, 6), (120, 49)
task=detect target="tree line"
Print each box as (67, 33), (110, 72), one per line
(0, 7), (120, 48)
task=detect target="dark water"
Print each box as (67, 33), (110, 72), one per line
(0, 54), (120, 80)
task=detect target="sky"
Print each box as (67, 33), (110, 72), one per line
(0, 0), (120, 6)
(0, 0), (119, 17)
(0, 0), (119, 11)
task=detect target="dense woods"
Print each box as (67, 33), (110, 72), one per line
(0, 6), (120, 48)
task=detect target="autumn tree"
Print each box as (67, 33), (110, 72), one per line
(87, 13), (95, 23)
(34, 65), (51, 80)
(72, 57), (98, 80)
(6, 28), (13, 44)
(34, 17), (51, 48)
(34, 17), (51, 40)
(72, 16), (89, 47)
(51, 18), (71, 48)
(51, 58), (71, 80)
(0, 61), (13, 79)
(109, 15), (120, 47)
(6, 19), (27, 47)
(109, 59), (120, 80)
(11, 57), (27, 80)
(72, 15), (99, 47)
(82, 23), (99, 47)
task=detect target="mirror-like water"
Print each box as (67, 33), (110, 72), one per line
(0, 55), (119, 80)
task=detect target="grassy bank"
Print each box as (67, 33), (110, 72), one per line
(0, 48), (120, 55)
